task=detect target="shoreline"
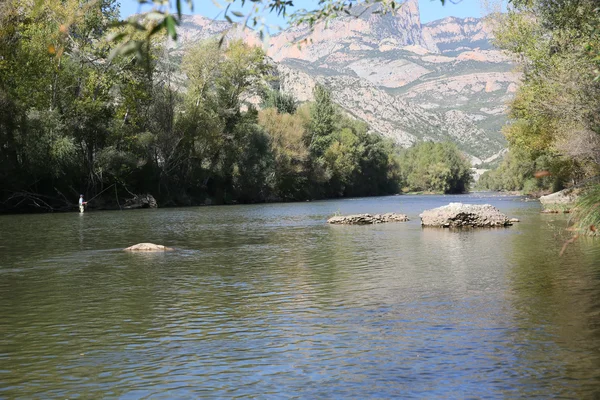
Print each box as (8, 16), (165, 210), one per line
(0, 191), (533, 216)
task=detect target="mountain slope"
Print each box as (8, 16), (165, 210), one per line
(174, 1), (518, 163)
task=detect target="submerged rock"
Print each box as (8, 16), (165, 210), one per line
(124, 243), (173, 251)
(420, 203), (511, 228)
(540, 209), (570, 214)
(327, 213), (409, 225)
(124, 194), (158, 209)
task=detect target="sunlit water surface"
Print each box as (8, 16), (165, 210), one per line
(1, 194), (600, 398)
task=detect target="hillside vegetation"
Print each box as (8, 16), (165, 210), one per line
(0, 1), (475, 212)
(477, 0), (600, 233)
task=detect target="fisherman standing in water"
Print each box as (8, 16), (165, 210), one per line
(79, 194), (87, 213)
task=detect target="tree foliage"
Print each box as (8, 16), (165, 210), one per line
(0, 2), (402, 211)
(260, 89), (298, 114)
(397, 142), (472, 194)
(476, 150), (563, 194)
(486, 0), (600, 231)
(488, 0), (600, 190)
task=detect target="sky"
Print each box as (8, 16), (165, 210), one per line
(119, 0), (484, 28)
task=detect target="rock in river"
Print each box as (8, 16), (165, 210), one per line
(420, 203), (512, 228)
(124, 243), (173, 251)
(539, 188), (580, 212)
(327, 213), (409, 225)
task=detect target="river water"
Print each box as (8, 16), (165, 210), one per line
(1, 194), (600, 398)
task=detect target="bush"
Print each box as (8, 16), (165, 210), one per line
(476, 149), (576, 194)
(260, 89), (298, 115)
(573, 184), (600, 235)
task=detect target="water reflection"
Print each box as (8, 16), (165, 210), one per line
(507, 218), (600, 397)
(1, 195), (599, 398)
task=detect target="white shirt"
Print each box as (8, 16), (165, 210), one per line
(79, 198), (84, 205)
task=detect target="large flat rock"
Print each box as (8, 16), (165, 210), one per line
(420, 203), (511, 228)
(327, 213), (409, 225)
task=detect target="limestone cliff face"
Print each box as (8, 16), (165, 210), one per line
(422, 16), (493, 53)
(267, 0), (439, 62)
(175, 3), (517, 163)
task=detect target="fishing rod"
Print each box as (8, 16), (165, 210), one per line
(83, 183), (116, 204)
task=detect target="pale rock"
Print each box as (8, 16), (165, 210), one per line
(327, 213), (409, 225)
(420, 203), (512, 228)
(539, 189), (580, 207)
(124, 243), (173, 251)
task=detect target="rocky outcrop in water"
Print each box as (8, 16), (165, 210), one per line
(124, 243), (173, 251)
(327, 213), (409, 225)
(420, 203), (512, 227)
(124, 194), (158, 209)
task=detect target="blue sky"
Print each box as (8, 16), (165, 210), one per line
(119, 0), (483, 27)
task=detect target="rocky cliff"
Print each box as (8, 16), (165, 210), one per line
(174, 0), (517, 164)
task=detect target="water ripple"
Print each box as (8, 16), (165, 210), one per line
(1, 195), (600, 398)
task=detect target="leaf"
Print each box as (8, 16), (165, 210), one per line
(106, 32), (128, 43)
(110, 20), (146, 31)
(108, 40), (142, 62)
(177, 0), (182, 18)
(232, 11), (244, 17)
(148, 21), (166, 37)
(165, 15), (178, 40)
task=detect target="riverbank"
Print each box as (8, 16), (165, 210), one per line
(2, 190), (530, 215)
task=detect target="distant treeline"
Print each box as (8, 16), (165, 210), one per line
(0, 0), (472, 212)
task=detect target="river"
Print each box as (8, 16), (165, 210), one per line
(1, 194), (600, 398)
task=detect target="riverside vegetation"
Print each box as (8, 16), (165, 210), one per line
(0, 0), (473, 213)
(476, 0), (600, 234)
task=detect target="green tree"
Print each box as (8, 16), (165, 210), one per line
(260, 89), (298, 115)
(398, 142), (472, 194)
(491, 0), (600, 232)
(308, 84), (336, 157)
(258, 108), (310, 200)
(492, 0), (600, 188)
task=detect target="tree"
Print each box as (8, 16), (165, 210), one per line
(398, 142), (472, 194)
(0, 0), (413, 211)
(308, 84), (336, 157)
(258, 108), (310, 200)
(488, 0), (600, 232)
(493, 0), (600, 186)
(260, 89), (298, 115)
(177, 39), (273, 203)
